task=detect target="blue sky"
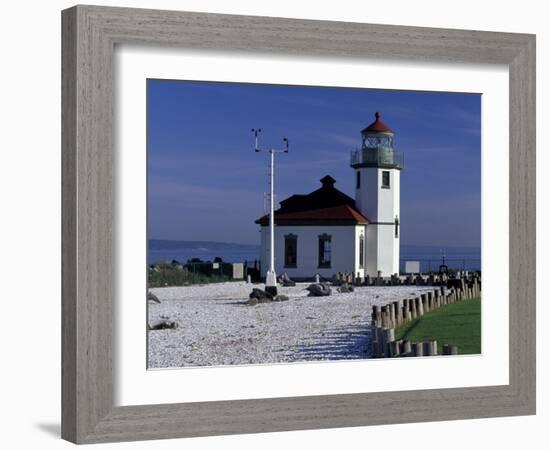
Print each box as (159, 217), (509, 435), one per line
(147, 80), (481, 247)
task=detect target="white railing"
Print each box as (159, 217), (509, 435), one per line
(350, 148), (404, 168)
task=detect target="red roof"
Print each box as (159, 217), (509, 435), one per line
(256, 205), (369, 225)
(255, 175), (369, 226)
(362, 111), (393, 133)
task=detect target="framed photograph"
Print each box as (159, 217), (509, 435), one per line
(62, 5), (535, 444)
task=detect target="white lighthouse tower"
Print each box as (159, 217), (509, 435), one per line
(351, 112), (403, 276)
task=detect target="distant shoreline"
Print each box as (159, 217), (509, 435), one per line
(147, 239), (481, 271)
(149, 238), (481, 250)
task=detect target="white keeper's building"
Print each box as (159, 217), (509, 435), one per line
(256, 112), (404, 279)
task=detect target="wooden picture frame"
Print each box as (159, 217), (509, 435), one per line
(61, 5), (536, 444)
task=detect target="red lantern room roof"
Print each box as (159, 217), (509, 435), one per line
(361, 111), (393, 134)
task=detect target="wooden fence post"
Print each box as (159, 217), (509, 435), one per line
(442, 343), (457, 355)
(401, 340), (412, 356)
(383, 328), (395, 357)
(437, 289), (443, 307)
(427, 291), (433, 310)
(404, 299), (411, 322)
(372, 305), (381, 327)
(394, 300), (402, 325)
(390, 340), (401, 357)
(423, 341), (432, 356)
(415, 297), (424, 316)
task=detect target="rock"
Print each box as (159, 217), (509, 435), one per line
(147, 291), (161, 303)
(274, 294), (289, 302)
(279, 272), (296, 287)
(306, 283), (332, 297)
(265, 285), (278, 297)
(249, 288), (273, 301)
(246, 288), (274, 305)
(337, 283), (354, 293)
(148, 320), (177, 330)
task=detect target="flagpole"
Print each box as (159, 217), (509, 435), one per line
(252, 129), (288, 296)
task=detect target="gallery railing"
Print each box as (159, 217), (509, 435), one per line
(350, 148), (404, 169)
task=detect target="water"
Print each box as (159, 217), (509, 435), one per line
(400, 245), (481, 272)
(148, 239), (260, 265)
(148, 240), (480, 272)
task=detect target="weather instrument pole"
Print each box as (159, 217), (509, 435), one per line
(252, 128), (289, 296)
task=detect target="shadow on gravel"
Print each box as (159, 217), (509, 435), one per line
(221, 298), (304, 306)
(287, 323), (373, 360)
(220, 300), (250, 306)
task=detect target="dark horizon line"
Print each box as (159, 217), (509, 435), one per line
(148, 238), (481, 250)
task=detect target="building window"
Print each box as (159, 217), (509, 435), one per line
(359, 234), (365, 268)
(284, 234), (297, 268)
(318, 234), (332, 268)
(382, 170), (390, 188)
(395, 216), (399, 238)
(356, 171), (361, 189)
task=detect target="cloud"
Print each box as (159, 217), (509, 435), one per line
(320, 133), (361, 148)
(445, 105), (481, 124)
(407, 144), (476, 155)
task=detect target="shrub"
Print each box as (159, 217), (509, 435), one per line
(148, 262), (231, 287)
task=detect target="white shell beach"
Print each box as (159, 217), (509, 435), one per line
(148, 282), (434, 368)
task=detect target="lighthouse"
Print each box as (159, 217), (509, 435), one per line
(351, 112), (403, 276)
(255, 111), (403, 281)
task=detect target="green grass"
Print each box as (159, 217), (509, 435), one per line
(395, 299), (481, 355)
(148, 266), (232, 287)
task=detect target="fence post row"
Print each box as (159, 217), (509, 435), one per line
(369, 274), (481, 358)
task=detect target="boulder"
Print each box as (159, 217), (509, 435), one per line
(246, 289), (290, 305)
(337, 283), (354, 293)
(249, 288), (273, 301)
(247, 288), (274, 305)
(306, 283), (332, 297)
(148, 320), (177, 330)
(147, 291), (161, 303)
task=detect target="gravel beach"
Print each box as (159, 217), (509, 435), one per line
(148, 282), (434, 368)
